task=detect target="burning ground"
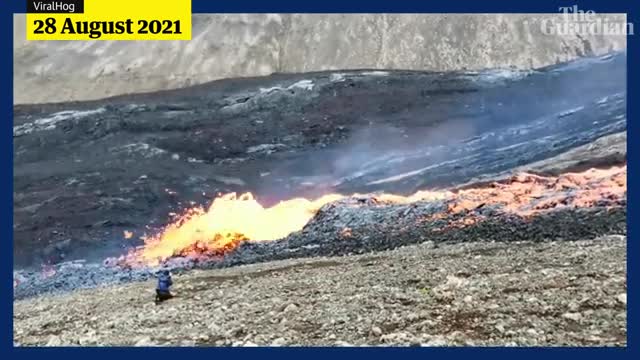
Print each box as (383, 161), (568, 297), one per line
(116, 164), (626, 268)
(13, 52), (627, 346)
(14, 178), (627, 346)
(13, 143), (627, 299)
(13, 52), (627, 297)
(14, 52), (626, 267)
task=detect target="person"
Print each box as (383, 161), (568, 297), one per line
(155, 269), (174, 304)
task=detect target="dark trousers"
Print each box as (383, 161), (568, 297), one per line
(155, 289), (173, 303)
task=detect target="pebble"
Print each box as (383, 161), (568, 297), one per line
(562, 312), (582, 322)
(283, 303), (299, 313)
(371, 326), (383, 336)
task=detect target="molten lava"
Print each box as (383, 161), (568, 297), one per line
(134, 192), (344, 265)
(449, 165), (627, 216)
(120, 165), (626, 267)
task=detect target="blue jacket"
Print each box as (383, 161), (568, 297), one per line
(157, 272), (173, 292)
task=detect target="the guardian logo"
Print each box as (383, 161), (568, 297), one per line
(541, 6), (633, 36)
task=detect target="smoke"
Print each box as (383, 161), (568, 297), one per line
(254, 116), (477, 204)
(255, 51), (626, 202)
(12, 50), (627, 272)
(328, 120), (476, 188)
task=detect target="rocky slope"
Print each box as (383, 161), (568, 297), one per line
(12, 52), (628, 347)
(14, 235), (627, 346)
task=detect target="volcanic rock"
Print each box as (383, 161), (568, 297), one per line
(13, 52), (627, 268)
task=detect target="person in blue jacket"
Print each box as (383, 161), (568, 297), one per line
(155, 269), (174, 304)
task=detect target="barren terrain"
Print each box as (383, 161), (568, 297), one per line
(13, 52), (627, 347)
(14, 235), (626, 346)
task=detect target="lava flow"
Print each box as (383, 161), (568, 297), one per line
(118, 164), (626, 267)
(129, 192), (345, 265)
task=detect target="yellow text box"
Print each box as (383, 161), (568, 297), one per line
(26, 0), (191, 40)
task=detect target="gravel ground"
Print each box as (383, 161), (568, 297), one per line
(14, 234), (627, 347)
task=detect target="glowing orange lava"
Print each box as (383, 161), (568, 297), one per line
(135, 192), (344, 265)
(121, 165), (626, 266)
(449, 165), (627, 216)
